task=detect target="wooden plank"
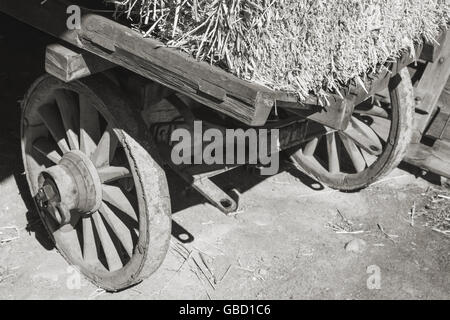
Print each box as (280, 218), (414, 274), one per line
(406, 30), (450, 169)
(405, 140), (450, 179)
(420, 30), (446, 63)
(413, 30), (450, 117)
(279, 95), (353, 130)
(424, 111), (450, 140)
(45, 43), (114, 82)
(424, 74), (450, 141)
(404, 42), (450, 177)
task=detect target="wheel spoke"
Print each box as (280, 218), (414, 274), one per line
(79, 94), (101, 157)
(99, 203), (134, 258)
(91, 126), (119, 168)
(55, 228), (83, 259)
(102, 185), (138, 223)
(32, 138), (62, 164)
(326, 133), (340, 174)
(303, 137), (319, 157)
(361, 148), (378, 167)
(55, 90), (80, 150)
(38, 103), (70, 154)
(92, 211), (123, 271)
(98, 166), (131, 184)
(82, 217), (98, 264)
(343, 117), (383, 156)
(370, 117), (390, 143)
(338, 133), (367, 173)
(292, 152), (329, 178)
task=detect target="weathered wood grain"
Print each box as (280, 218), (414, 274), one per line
(46, 43), (114, 82)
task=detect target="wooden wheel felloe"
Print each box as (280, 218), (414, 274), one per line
(291, 68), (415, 191)
(21, 74), (172, 291)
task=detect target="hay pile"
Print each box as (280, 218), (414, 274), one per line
(110, 0), (450, 99)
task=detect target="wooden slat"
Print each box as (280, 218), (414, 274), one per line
(46, 43), (114, 82)
(424, 111), (450, 140)
(405, 140), (450, 179)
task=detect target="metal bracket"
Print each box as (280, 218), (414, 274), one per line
(191, 176), (238, 215)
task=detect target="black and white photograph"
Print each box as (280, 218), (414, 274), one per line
(0, 0), (449, 304)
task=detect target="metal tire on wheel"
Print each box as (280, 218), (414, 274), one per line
(291, 67), (414, 191)
(21, 74), (172, 291)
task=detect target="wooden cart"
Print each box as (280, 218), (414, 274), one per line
(404, 31), (450, 179)
(0, 0), (448, 291)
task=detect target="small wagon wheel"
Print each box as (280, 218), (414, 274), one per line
(291, 67), (414, 191)
(21, 74), (172, 291)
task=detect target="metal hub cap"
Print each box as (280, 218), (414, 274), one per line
(36, 150), (103, 226)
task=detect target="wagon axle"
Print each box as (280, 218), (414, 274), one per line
(36, 150), (103, 227)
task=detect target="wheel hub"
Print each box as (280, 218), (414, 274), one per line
(36, 151), (102, 226)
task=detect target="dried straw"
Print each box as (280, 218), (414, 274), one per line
(109, 0), (450, 99)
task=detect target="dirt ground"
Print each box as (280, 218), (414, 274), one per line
(0, 14), (449, 300)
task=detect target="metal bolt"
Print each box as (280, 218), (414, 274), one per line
(36, 188), (49, 208)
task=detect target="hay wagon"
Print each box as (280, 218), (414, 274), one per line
(0, 0), (449, 291)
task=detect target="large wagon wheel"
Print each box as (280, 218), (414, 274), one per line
(291, 67), (414, 191)
(21, 74), (171, 291)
